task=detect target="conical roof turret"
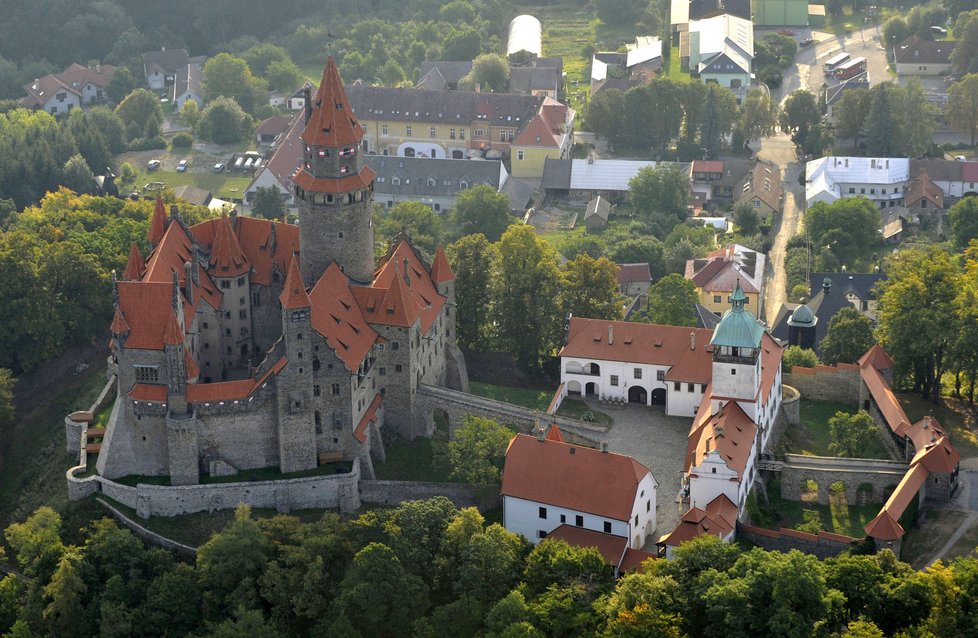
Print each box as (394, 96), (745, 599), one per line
(301, 56), (363, 148)
(209, 213), (250, 276)
(123, 242), (145, 281)
(148, 196), (167, 245)
(279, 257), (311, 309)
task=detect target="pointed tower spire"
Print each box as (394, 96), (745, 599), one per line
(380, 264), (421, 327)
(111, 304), (130, 336)
(148, 195), (167, 245)
(430, 246), (455, 284)
(301, 56), (363, 148)
(545, 425), (565, 443)
(279, 257), (311, 309)
(123, 243), (145, 281)
(163, 309), (183, 346)
(209, 213), (250, 276)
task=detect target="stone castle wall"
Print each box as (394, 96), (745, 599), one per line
(784, 363), (862, 404)
(738, 524), (858, 559)
(780, 454), (908, 505)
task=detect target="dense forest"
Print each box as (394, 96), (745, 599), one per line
(1, 499), (977, 637)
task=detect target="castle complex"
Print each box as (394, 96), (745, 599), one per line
(97, 57), (467, 484)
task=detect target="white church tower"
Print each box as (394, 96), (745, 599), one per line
(709, 283), (764, 409)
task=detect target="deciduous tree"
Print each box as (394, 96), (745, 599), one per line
(450, 185), (512, 242)
(196, 97), (254, 144)
(783, 345), (819, 371)
(952, 10), (978, 75)
(646, 274), (698, 326)
(820, 307), (876, 365)
(948, 74), (978, 146)
(560, 254), (622, 321)
(949, 191), (978, 249)
(252, 187), (285, 220)
(376, 201), (441, 259)
(629, 164), (691, 237)
(461, 53), (510, 92)
(829, 410), (881, 456)
(447, 233), (496, 351)
(491, 225), (563, 370)
(446, 416), (513, 485)
(737, 87), (779, 142)
(115, 89), (163, 141)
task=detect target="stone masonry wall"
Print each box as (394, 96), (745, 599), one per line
(739, 524), (857, 559)
(784, 364), (862, 404)
(780, 454), (907, 505)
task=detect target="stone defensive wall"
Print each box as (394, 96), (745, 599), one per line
(96, 498), (197, 558)
(783, 363), (863, 404)
(67, 458), (362, 518)
(738, 523), (858, 559)
(417, 384), (607, 446)
(65, 375), (115, 454)
(779, 454), (909, 505)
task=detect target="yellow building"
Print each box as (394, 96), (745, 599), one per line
(685, 244), (766, 317)
(511, 97), (575, 178)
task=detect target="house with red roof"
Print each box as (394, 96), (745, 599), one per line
(97, 57), (467, 486)
(21, 63), (115, 115)
(685, 243), (766, 317)
(510, 96), (576, 178)
(502, 427), (658, 551)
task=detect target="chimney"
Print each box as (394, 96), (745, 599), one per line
(822, 277), (832, 294)
(608, 324), (614, 345)
(537, 427), (545, 442)
(601, 440), (609, 453)
(169, 204), (180, 222)
(403, 257), (410, 286)
(303, 85), (312, 124)
(690, 331), (696, 351)
(183, 262), (193, 305)
(96, 64), (101, 74)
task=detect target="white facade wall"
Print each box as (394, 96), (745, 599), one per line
(43, 92), (81, 115)
(148, 70), (166, 90)
(666, 380), (707, 417)
(710, 352), (760, 401)
(504, 471), (657, 549)
(504, 495), (630, 544)
(245, 167), (295, 205)
(561, 357), (669, 405)
(689, 450), (739, 510)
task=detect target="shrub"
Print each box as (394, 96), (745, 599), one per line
(171, 131), (193, 148)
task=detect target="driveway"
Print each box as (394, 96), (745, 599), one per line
(588, 399), (694, 538)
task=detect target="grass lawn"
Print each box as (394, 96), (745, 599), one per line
(127, 167), (253, 202)
(468, 381), (554, 412)
(898, 393), (978, 459)
(781, 399), (890, 459)
(768, 486), (879, 538)
(374, 436), (453, 483)
(664, 46), (691, 80)
(556, 397), (613, 426)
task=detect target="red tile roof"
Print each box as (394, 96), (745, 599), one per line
(279, 257), (311, 309)
(187, 379), (256, 402)
(692, 160), (724, 174)
(861, 364), (911, 435)
(190, 216), (300, 287)
(128, 384), (167, 402)
(546, 525), (627, 567)
(619, 547), (656, 573)
(963, 162), (978, 182)
(865, 462), (929, 541)
(354, 394), (383, 443)
(143, 217), (195, 285)
(659, 500), (735, 548)
(561, 318), (714, 380)
(301, 56), (364, 148)
(116, 281), (183, 350)
(123, 243), (144, 281)
(858, 344), (893, 370)
(111, 305), (130, 335)
(545, 425), (565, 442)
(429, 246), (454, 284)
(501, 434), (652, 521)
(371, 240), (446, 334)
(617, 263), (651, 285)
(184, 348), (199, 381)
(163, 310), (183, 346)
(685, 399), (757, 478)
(250, 113), (304, 194)
(149, 196), (167, 245)
(292, 167), (375, 194)
(309, 263), (379, 371)
(208, 214), (250, 277)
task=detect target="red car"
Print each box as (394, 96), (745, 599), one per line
(779, 28), (796, 36)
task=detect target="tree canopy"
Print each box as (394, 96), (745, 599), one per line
(450, 185), (513, 243)
(820, 307), (876, 365)
(646, 274), (698, 327)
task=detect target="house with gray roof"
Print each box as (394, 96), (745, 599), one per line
(542, 157), (672, 202)
(894, 35), (956, 77)
(416, 61), (473, 90)
(509, 66), (562, 98)
(365, 156), (520, 213)
(142, 48), (189, 90)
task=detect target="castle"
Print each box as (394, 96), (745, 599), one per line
(97, 57), (467, 485)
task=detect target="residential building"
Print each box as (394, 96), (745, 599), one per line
(805, 156), (910, 209)
(909, 158), (978, 203)
(21, 64), (115, 115)
(894, 35), (956, 77)
(671, 0), (752, 30)
(824, 72), (870, 125)
(172, 62), (204, 110)
(752, 0), (810, 25)
(617, 263), (652, 296)
(771, 272), (885, 355)
(555, 284), (783, 517)
(590, 37), (663, 93)
(584, 196), (611, 231)
(287, 82), (315, 110)
(546, 524), (655, 576)
(541, 157), (664, 201)
(256, 115), (292, 149)
(501, 427), (658, 549)
(365, 155), (512, 213)
(690, 158), (753, 203)
(510, 97), (575, 178)
(142, 48), (189, 90)
(657, 494), (737, 558)
(416, 61), (473, 91)
(509, 64), (563, 98)
(508, 15), (543, 57)
(685, 244), (766, 317)
(345, 85), (545, 159)
(904, 171), (944, 211)
(683, 14), (754, 101)
(738, 161), (781, 220)
(98, 57), (466, 485)
(244, 113), (304, 206)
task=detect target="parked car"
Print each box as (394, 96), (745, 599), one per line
(955, 155), (967, 162)
(800, 38), (814, 47)
(931, 26), (948, 36)
(146, 159), (161, 171)
(779, 28), (795, 36)
(176, 159), (189, 172)
(213, 162), (226, 173)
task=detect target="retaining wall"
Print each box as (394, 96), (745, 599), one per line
(65, 376), (115, 454)
(96, 498), (197, 558)
(360, 480), (499, 510)
(738, 523), (858, 559)
(67, 459), (362, 518)
(784, 363), (862, 404)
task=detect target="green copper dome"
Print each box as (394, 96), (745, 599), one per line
(710, 282), (765, 349)
(787, 304), (816, 327)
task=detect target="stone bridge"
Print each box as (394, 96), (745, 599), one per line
(416, 384), (608, 445)
(778, 454), (908, 506)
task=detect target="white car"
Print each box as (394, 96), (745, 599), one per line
(146, 159), (161, 171)
(955, 155), (967, 162)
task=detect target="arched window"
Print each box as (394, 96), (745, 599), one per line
(313, 358), (321, 372)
